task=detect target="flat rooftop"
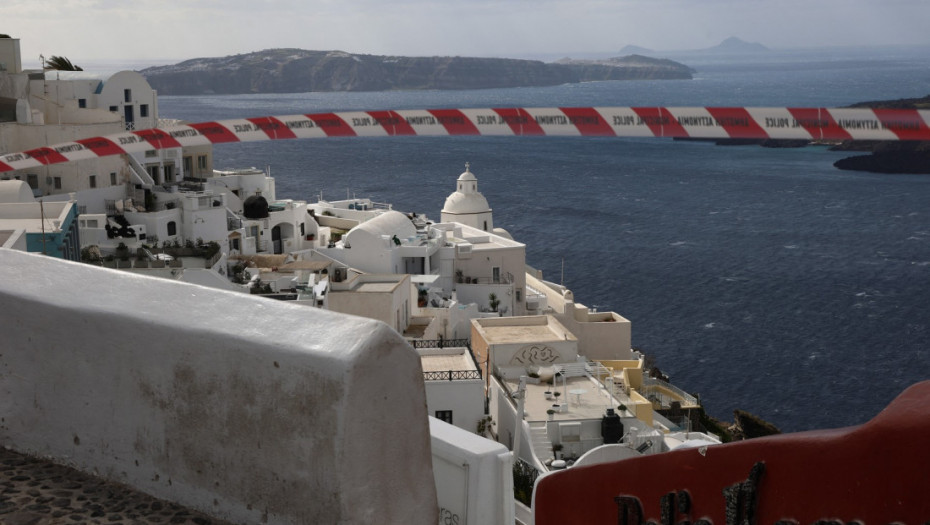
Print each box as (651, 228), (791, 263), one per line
(354, 281), (401, 293)
(420, 349), (478, 373)
(506, 375), (631, 422)
(474, 316), (575, 345)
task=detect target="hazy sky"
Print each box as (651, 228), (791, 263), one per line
(4, 0), (930, 67)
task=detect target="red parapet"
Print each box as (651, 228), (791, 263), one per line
(534, 381), (930, 525)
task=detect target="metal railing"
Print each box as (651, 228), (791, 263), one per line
(642, 376), (699, 407)
(411, 338), (469, 349)
(423, 370), (482, 382)
(414, 339), (482, 381)
(513, 458), (540, 507)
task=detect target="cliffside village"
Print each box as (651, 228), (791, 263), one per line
(1, 36), (722, 524)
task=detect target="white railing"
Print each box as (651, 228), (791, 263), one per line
(642, 376), (699, 407)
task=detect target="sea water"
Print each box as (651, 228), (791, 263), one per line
(157, 46), (930, 432)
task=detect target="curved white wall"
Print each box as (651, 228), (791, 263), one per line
(0, 249), (436, 524)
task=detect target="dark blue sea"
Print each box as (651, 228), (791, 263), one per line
(157, 47), (930, 433)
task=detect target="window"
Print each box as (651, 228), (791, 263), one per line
(53, 177), (62, 189)
(197, 155), (207, 170)
(78, 98), (86, 108)
(89, 175), (96, 188)
(167, 221), (177, 236)
(492, 266), (500, 284)
(110, 172), (117, 185)
(124, 89), (131, 103)
(516, 288), (522, 302)
(109, 105), (118, 113)
(435, 410), (453, 424)
(26, 174), (38, 190)
(140, 104), (149, 117)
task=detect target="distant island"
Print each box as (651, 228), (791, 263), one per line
(616, 37), (769, 58)
(138, 49), (694, 95)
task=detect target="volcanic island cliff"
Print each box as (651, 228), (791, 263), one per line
(139, 49), (694, 95)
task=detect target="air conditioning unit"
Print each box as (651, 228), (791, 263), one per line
(333, 267), (347, 282)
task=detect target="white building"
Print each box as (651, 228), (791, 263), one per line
(328, 273), (412, 334)
(472, 315), (720, 474)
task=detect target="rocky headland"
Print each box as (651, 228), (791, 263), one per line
(139, 49), (693, 95)
(831, 94), (930, 174)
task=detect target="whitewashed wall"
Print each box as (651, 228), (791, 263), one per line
(0, 249), (437, 524)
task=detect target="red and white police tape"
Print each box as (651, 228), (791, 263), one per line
(3, 106), (929, 173)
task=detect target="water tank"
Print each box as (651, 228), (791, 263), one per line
(601, 409), (624, 444)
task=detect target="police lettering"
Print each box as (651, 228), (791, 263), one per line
(613, 115), (637, 126)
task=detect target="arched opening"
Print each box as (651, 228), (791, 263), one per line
(271, 222), (295, 254)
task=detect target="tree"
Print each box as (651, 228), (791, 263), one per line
(45, 55), (83, 71)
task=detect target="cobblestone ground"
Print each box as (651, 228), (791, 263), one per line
(0, 447), (234, 525)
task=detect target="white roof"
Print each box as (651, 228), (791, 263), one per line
(344, 210), (416, 249)
(0, 181), (35, 204)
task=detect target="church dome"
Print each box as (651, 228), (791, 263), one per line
(442, 191), (491, 215)
(442, 163), (491, 215)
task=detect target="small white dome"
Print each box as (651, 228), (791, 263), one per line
(458, 169), (477, 182)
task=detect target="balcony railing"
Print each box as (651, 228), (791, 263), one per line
(411, 338), (470, 349)
(642, 376), (699, 407)
(414, 339), (482, 381)
(423, 370), (482, 382)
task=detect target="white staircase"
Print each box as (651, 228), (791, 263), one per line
(529, 421), (553, 462)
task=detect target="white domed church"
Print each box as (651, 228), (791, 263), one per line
(441, 163), (493, 232)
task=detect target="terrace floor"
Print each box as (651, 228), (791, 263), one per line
(0, 447), (233, 525)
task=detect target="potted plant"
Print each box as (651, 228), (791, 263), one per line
(552, 443), (563, 459)
(545, 389), (553, 400)
(547, 408), (555, 420)
(418, 288), (428, 307)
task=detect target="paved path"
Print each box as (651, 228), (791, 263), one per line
(1, 447), (234, 525)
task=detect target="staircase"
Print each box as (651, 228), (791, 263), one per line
(529, 421), (553, 462)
